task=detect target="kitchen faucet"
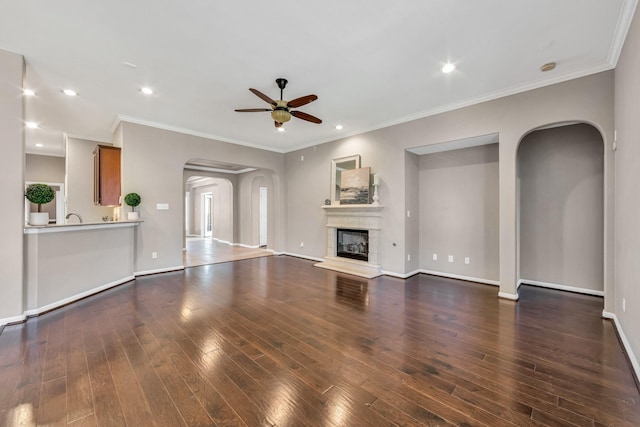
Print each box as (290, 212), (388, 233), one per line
(65, 212), (83, 223)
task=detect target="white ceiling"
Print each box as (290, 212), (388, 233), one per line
(1, 0), (636, 157)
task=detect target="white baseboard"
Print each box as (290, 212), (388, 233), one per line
(498, 291), (520, 300)
(602, 310), (640, 384)
(282, 252), (325, 262)
(21, 275), (136, 318)
(135, 265), (184, 276)
(381, 269), (421, 279)
(0, 314), (27, 327)
(518, 279), (604, 297)
(419, 269), (500, 287)
(237, 243), (260, 249)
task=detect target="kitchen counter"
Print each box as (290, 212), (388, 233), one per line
(24, 219), (142, 234)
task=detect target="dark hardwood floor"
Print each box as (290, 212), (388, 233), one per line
(1, 256), (638, 426)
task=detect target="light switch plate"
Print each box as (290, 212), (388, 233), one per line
(157, 203), (169, 210)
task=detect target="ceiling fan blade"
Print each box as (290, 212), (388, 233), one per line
(287, 94), (318, 108)
(249, 88), (276, 106)
(291, 110), (322, 124)
(235, 108), (272, 112)
(274, 121), (282, 128)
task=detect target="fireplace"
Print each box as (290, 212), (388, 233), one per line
(315, 204), (383, 278)
(336, 229), (369, 262)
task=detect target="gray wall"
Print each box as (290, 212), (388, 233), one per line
(0, 49), (24, 322)
(119, 122), (285, 274)
(614, 5), (640, 372)
(519, 124), (603, 292)
(25, 154), (65, 183)
(285, 71), (614, 301)
(419, 144), (499, 281)
(65, 136), (115, 222)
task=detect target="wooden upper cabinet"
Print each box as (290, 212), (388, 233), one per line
(93, 145), (121, 206)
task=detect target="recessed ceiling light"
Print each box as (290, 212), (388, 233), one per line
(277, 127), (285, 132)
(23, 89), (36, 96)
(25, 121), (38, 129)
(441, 63), (455, 74)
(140, 87), (154, 95)
(62, 89), (78, 96)
(34, 143), (44, 147)
(540, 62), (556, 72)
(335, 125), (343, 130)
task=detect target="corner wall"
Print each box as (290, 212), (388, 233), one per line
(0, 49), (24, 322)
(614, 3), (640, 376)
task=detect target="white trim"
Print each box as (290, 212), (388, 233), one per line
(237, 243), (260, 249)
(135, 265), (185, 276)
(21, 276), (135, 318)
(0, 314), (27, 326)
(419, 269), (500, 287)
(518, 279), (604, 297)
(608, 0), (639, 65)
(381, 269), (421, 279)
(498, 291), (520, 301)
(602, 310), (640, 383)
(24, 221), (140, 234)
(184, 164), (257, 175)
(112, 115), (288, 153)
(281, 252), (325, 262)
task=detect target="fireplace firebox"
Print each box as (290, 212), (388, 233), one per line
(336, 228), (369, 262)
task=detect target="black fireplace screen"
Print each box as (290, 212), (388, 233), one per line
(336, 228), (369, 262)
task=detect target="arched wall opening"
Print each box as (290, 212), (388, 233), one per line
(516, 122), (604, 297)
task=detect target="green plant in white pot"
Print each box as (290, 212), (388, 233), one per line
(25, 183), (55, 225)
(124, 192), (141, 220)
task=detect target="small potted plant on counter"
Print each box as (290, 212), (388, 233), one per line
(124, 192), (141, 220)
(25, 183), (55, 225)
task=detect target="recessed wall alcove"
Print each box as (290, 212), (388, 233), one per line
(517, 123), (604, 296)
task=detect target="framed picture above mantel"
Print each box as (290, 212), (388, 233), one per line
(339, 167), (371, 205)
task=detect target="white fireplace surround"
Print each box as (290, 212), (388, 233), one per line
(314, 205), (383, 278)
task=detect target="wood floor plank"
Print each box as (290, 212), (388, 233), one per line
(1, 256), (639, 426)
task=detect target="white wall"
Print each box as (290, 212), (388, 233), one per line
(419, 144), (499, 282)
(0, 49), (24, 322)
(519, 124), (604, 293)
(614, 4), (640, 375)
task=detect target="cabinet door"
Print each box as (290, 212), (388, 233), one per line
(94, 145), (121, 206)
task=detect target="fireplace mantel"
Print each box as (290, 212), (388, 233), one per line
(314, 204), (384, 278)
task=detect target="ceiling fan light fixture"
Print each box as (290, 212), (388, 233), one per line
(271, 109), (291, 123)
(277, 127), (285, 132)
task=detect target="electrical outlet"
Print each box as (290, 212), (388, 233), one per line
(623, 298), (626, 312)
(407, 210), (411, 218)
(152, 252), (158, 259)
(407, 254), (411, 261)
(300, 155), (304, 162)
(464, 257), (470, 265)
(448, 255), (453, 263)
(432, 253), (437, 261)
(300, 242), (304, 248)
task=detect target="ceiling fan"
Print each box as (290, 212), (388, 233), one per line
(235, 78), (322, 128)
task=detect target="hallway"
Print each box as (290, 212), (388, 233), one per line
(183, 237), (272, 267)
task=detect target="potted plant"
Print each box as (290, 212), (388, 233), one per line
(124, 192), (141, 220)
(25, 183), (55, 225)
